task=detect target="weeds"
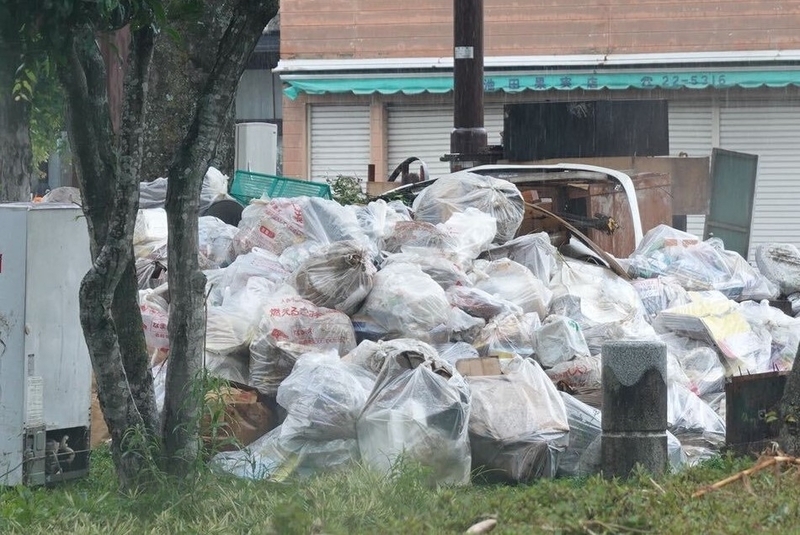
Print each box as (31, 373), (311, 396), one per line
(0, 451), (798, 534)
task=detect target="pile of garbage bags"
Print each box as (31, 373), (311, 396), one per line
(134, 169), (800, 485)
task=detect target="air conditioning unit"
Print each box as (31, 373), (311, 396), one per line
(0, 203), (92, 485)
(235, 122), (278, 175)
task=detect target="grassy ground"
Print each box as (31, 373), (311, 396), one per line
(1, 448), (798, 534)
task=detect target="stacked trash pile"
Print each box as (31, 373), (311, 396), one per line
(135, 168), (800, 484)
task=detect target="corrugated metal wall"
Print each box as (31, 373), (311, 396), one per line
(719, 101), (800, 259)
(386, 104), (504, 178)
(668, 100), (714, 238)
(310, 105), (371, 183)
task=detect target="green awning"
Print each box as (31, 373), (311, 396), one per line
(283, 69), (800, 99)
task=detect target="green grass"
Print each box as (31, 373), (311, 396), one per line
(1, 448), (799, 534)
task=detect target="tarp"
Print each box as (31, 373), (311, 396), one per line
(283, 68), (800, 99)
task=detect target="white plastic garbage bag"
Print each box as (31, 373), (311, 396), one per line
(198, 216), (238, 269)
(139, 288), (169, 367)
(756, 243), (800, 296)
(382, 220), (459, 255)
(352, 262), (451, 343)
(532, 315), (591, 368)
(436, 208), (497, 262)
(216, 248), (291, 299)
(626, 225), (777, 301)
(357, 341), (472, 486)
(447, 306), (485, 344)
(632, 277), (691, 320)
(291, 240), (376, 315)
(739, 299), (800, 372)
(412, 171), (525, 243)
(249, 296), (357, 395)
(139, 177), (167, 209)
(134, 208), (168, 261)
(471, 258), (552, 319)
(383, 251), (472, 290)
(467, 357), (569, 482)
(278, 351), (376, 442)
(472, 312), (540, 358)
(349, 199), (412, 252)
(545, 355), (602, 390)
(668, 382), (726, 443)
(215, 351), (377, 481)
(200, 167), (232, 213)
(483, 232), (558, 284)
(446, 285), (523, 321)
(550, 259), (657, 354)
(212, 425), (360, 481)
(343, 338), (440, 376)
(233, 198), (308, 256)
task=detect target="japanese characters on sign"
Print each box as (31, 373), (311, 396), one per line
(481, 72), (733, 92)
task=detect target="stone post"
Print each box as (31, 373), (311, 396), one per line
(601, 340), (668, 478)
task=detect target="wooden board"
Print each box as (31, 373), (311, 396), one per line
(524, 155), (710, 215)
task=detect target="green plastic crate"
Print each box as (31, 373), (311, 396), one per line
(229, 170), (332, 204)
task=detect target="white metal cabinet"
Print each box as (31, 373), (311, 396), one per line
(0, 203), (92, 485)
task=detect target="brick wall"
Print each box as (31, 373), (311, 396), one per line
(282, 0), (799, 59)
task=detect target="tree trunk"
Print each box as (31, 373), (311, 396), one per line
(779, 344), (800, 454)
(0, 37), (33, 202)
(141, 3), (237, 181)
(58, 24), (158, 488)
(161, 0), (278, 473)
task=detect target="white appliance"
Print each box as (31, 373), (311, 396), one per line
(235, 122), (278, 175)
(0, 203), (92, 485)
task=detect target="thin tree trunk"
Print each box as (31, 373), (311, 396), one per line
(0, 37), (33, 202)
(115, 26), (161, 438)
(59, 24), (157, 488)
(162, 0), (277, 472)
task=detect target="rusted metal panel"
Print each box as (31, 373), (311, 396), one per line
(533, 156), (710, 216)
(725, 371), (789, 457)
(566, 172), (672, 258)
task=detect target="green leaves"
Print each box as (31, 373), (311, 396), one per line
(12, 63), (36, 102)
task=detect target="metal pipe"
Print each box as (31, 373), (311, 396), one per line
(450, 0), (487, 171)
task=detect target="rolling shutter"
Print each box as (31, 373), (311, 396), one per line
(310, 105), (371, 183)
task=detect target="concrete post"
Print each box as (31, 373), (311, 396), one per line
(601, 340), (668, 478)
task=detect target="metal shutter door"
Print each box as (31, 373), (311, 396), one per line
(720, 102), (800, 259)
(310, 105), (371, 183)
(387, 103), (505, 179)
(669, 100), (714, 238)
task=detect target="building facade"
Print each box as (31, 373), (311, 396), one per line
(277, 0), (800, 257)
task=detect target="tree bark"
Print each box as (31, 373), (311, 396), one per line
(141, 3), (237, 181)
(58, 24), (158, 488)
(0, 36), (33, 202)
(161, 0), (277, 473)
(779, 344), (800, 455)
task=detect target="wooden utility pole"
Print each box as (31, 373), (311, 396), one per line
(450, 0), (487, 172)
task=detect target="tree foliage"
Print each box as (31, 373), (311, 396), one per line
(1, 0), (277, 488)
